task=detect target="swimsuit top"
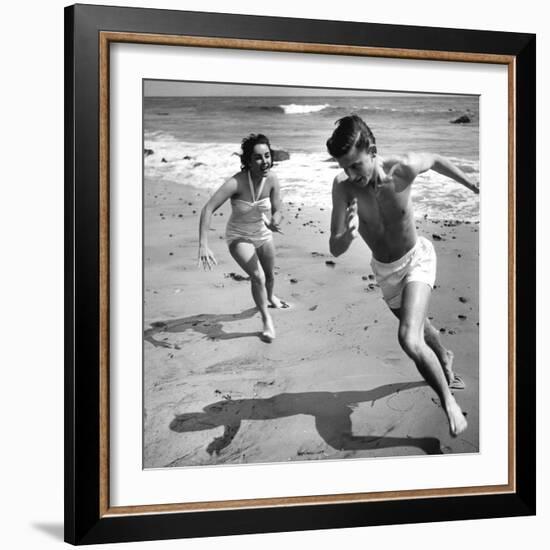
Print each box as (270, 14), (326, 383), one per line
(228, 172), (271, 225)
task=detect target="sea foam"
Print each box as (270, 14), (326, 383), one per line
(144, 139), (479, 221)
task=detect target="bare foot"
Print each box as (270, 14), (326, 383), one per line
(441, 350), (455, 384)
(268, 295), (291, 309)
(260, 316), (276, 343)
(441, 350), (465, 389)
(445, 398), (468, 437)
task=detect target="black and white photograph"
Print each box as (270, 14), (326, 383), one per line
(142, 80), (480, 469)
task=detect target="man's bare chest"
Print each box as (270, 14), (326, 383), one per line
(354, 182), (411, 227)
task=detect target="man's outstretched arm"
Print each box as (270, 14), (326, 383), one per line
(395, 153), (479, 194)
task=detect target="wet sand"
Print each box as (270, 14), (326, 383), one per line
(143, 178), (479, 468)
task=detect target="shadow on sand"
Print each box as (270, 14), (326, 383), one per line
(144, 307), (261, 348)
(170, 381), (443, 457)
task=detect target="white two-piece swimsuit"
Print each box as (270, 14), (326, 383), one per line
(225, 171), (273, 248)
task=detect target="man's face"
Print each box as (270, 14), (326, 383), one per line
(336, 145), (376, 188)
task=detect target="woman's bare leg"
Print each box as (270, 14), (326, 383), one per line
(229, 240), (275, 341)
(256, 239), (288, 308)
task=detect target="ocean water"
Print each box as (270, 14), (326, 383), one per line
(144, 95), (479, 221)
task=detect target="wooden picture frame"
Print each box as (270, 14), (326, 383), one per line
(65, 3), (535, 545)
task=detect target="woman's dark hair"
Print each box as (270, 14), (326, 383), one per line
(326, 115), (376, 158)
(240, 134), (274, 171)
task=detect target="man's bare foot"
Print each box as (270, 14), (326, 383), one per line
(268, 295), (291, 309)
(441, 350), (465, 389)
(445, 398), (468, 437)
(260, 316), (276, 343)
(441, 350), (455, 384)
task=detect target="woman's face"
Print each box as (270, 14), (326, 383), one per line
(248, 143), (272, 178)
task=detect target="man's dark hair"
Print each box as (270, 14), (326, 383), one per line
(326, 115), (376, 158)
(240, 133), (274, 171)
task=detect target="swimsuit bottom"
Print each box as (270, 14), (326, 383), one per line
(370, 236), (436, 309)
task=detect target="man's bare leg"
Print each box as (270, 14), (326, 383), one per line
(391, 310), (458, 387)
(423, 319), (458, 386)
(396, 282), (467, 437)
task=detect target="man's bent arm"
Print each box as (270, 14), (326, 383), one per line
(329, 178), (355, 257)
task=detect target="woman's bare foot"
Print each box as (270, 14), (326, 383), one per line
(260, 315), (276, 343)
(445, 397), (468, 437)
(268, 295), (291, 309)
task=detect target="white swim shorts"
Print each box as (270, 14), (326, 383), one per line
(370, 236), (436, 309)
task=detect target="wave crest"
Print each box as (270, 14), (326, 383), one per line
(279, 103), (330, 115)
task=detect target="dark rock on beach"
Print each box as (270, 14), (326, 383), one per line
(272, 149), (290, 162)
(450, 114), (472, 124)
(225, 272), (249, 282)
(144, 149), (154, 157)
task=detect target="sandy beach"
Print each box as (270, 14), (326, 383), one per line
(143, 178), (479, 469)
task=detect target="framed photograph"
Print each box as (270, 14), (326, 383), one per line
(65, 4), (535, 545)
